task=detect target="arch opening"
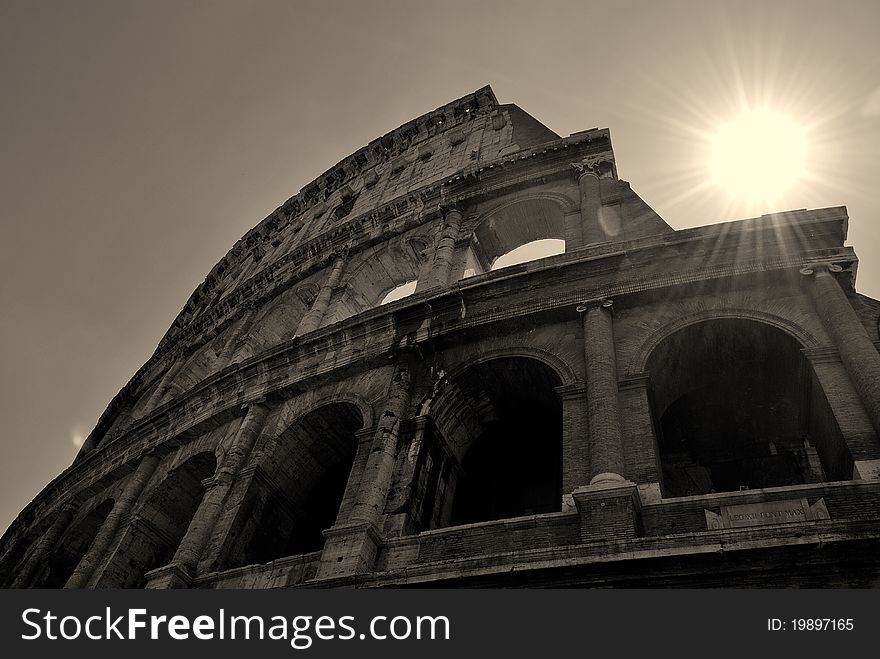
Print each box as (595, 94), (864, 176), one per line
(379, 280), (418, 305)
(34, 499), (114, 588)
(322, 241), (424, 327)
(428, 357), (564, 528)
(227, 402), (363, 569)
(489, 238), (566, 271)
(118, 452), (217, 588)
(464, 198), (567, 278)
(647, 319), (848, 498)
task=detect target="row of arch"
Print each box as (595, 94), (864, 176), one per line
(29, 316), (855, 587)
(131, 196), (575, 419)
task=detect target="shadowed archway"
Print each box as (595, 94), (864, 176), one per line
(428, 357), (564, 527)
(225, 402), (364, 568)
(647, 319), (848, 497)
(103, 452), (217, 588)
(33, 499), (114, 588)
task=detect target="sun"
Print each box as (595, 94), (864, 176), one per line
(709, 108), (808, 205)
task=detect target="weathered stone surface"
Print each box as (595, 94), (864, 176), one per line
(3, 86), (880, 589)
(705, 498), (831, 530)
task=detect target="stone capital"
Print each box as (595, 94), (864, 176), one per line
(330, 246), (350, 263)
(571, 156), (613, 182)
(439, 203), (463, 218)
(799, 262), (843, 278)
(576, 298), (614, 314)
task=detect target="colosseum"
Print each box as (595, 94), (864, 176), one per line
(3, 85), (880, 588)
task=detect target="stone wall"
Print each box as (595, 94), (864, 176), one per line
(3, 86), (879, 589)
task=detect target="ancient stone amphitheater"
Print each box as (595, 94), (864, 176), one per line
(3, 86), (880, 588)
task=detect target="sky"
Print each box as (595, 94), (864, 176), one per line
(2, 0), (880, 536)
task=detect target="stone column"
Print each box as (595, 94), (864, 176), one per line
(349, 362), (412, 524)
(11, 502), (77, 588)
(579, 300), (626, 484)
(333, 426), (379, 525)
(803, 347), (878, 479)
(296, 256), (346, 336)
(618, 374), (662, 503)
(573, 160), (603, 245)
(425, 207), (463, 289)
(801, 263), (880, 438)
(317, 360), (412, 579)
(65, 452), (160, 589)
(573, 300), (641, 542)
(557, 383), (590, 507)
(145, 401), (269, 588)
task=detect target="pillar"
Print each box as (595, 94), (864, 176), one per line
(425, 207), (463, 289)
(296, 256), (346, 336)
(803, 347), (877, 479)
(618, 374), (662, 503)
(333, 426), (379, 525)
(65, 452), (160, 589)
(349, 362), (412, 524)
(579, 300), (625, 484)
(10, 502), (77, 588)
(557, 383), (590, 506)
(572, 300), (641, 541)
(317, 359), (412, 579)
(801, 263), (880, 438)
(573, 161), (603, 245)
(145, 401), (269, 588)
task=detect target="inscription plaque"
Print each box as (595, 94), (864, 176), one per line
(704, 497), (829, 530)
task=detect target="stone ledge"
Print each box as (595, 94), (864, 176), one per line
(642, 478), (880, 510)
(301, 518), (880, 588)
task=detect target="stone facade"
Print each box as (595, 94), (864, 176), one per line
(3, 86), (880, 588)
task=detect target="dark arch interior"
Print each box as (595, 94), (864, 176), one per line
(229, 402), (362, 568)
(122, 452), (217, 588)
(445, 358), (563, 526)
(35, 498), (114, 588)
(647, 319), (849, 498)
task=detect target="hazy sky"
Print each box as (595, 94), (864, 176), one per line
(2, 0), (879, 536)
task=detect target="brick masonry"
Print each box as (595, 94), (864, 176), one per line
(2, 86), (879, 589)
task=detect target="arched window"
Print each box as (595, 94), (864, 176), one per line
(379, 280), (418, 305)
(490, 238), (566, 271)
(647, 319), (846, 498)
(34, 499), (114, 588)
(224, 402), (363, 569)
(464, 198), (568, 278)
(428, 357), (564, 528)
(321, 239), (426, 327)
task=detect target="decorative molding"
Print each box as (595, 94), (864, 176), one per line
(802, 346), (841, 364)
(618, 373), (650, 391)
(576, 299), (613, 314)
(571, 155), (615, 181)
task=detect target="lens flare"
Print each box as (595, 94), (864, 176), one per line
(709, 108), (808, 204)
